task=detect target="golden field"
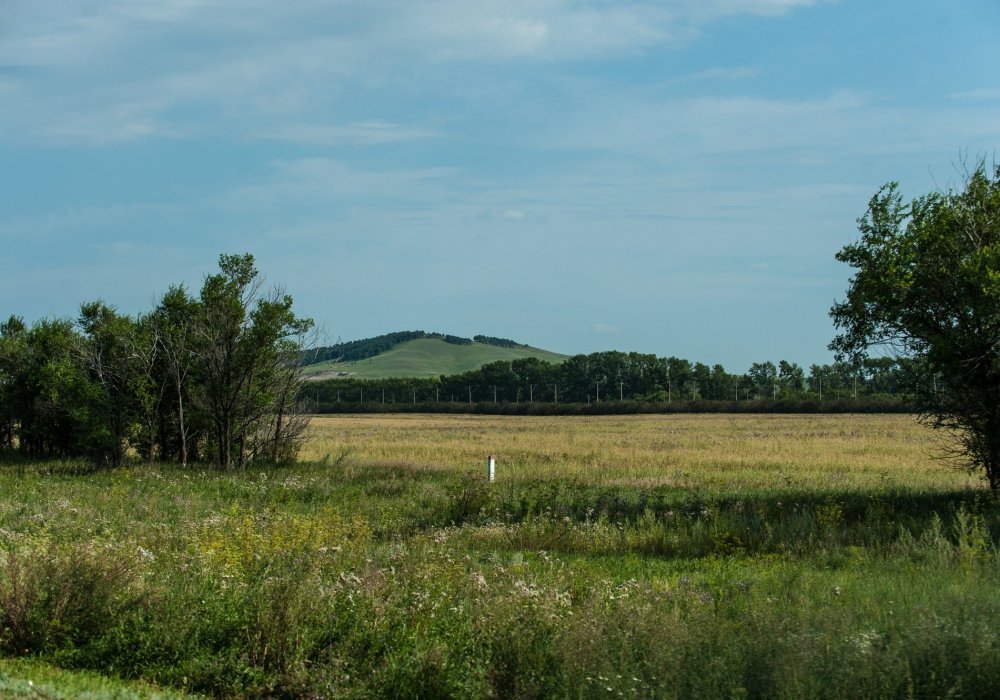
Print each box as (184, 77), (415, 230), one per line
(304, 412), (980, 492)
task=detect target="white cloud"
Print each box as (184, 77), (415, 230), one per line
(258, 121), (437, 146)
(0, 0), (827, 146)
(949, 88), (1000, 101)
(666, 66), (760, 83)
(592, 322), (619, 333)
(213, 158), (462, 212)
(551, 88), (1000, 164)
(689, 0), (824, 19)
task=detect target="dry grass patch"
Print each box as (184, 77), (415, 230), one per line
(304, 413), (978, 492)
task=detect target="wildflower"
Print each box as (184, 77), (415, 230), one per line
(136, 546), (156, 563)
(513, 580), (540, 598)
(851, 630), (882, 653)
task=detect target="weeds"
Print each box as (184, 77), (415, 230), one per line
(0, 414), (998, 697)
(0, 543), (145, 656)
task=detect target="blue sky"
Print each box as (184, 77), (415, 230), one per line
(1, 0), (998, 370)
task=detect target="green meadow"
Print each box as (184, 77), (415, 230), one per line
(2, 413), (999, 698)
(302, 338), (567, 380)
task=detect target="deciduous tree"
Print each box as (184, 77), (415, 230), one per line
(831, 163), (1000, 489)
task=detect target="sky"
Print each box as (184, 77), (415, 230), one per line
(1, 0), (998, 370)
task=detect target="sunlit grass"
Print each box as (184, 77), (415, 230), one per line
(0, 657), (200, 699)
(304, 413), (978, 492)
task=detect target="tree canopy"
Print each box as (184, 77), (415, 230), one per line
(831, 163), (1000, 488)
(0, 253), (313, 469)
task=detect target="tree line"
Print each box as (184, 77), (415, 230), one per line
(305, 352), (913, 409)
(0, 254), (312, 470)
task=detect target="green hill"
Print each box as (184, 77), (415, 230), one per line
(303, 337), (567, 380)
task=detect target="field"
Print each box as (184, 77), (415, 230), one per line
(302, 338), (567, 380)
(303, 413), (975, 491)
(3, 413), (1000, 698)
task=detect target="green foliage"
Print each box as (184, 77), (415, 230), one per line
(831, 162), (1000, 488)
(307, 356), (911, 414)
(0, 253), (313, 469)
(195, 253), (314, 469)
(1, 458), (1000, 697)
(0, 543), (145, 656)
(472, 334), (525, 348)
(0, 317), (94, 459)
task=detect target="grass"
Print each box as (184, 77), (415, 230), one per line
(2, 413), (999, 698)
(301, 338), (567, 379)
(0, 657), (199, 699)
(303, 413), (975, 492)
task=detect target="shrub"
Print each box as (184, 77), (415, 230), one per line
(0, 544), (145, 656)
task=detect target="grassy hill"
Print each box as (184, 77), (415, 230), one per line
(303, 337), (567, 380)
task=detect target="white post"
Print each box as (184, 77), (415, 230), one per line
(487, 454), (496, 482)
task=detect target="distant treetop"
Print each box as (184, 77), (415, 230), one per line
(473, 335), (526, 348)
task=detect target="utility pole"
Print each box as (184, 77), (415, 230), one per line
(360, 387), (363, 403)
(468, 386), (472, 404)
(413, 387), (416, 404)
(436, 387), (439, 402)
(553, 384), (558, 403)
(529, 384), (535, 402)
(596, 381), (601, 403)
(619, 382), (624, 401)
(493, 386), (497, 403)
(382, 389), (385, 404)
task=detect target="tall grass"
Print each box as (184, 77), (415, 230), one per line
(0, 413), (997, 698)
(304, 413), (975, 491)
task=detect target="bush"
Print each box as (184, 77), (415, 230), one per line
(0, 544), (145, 656)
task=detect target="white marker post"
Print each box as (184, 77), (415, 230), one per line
(487, 454), (496, 483)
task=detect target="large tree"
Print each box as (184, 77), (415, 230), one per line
(830, 163), (1000, 489)
(194, 253), (314, 470)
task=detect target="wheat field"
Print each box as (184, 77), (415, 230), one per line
(304, 413), (978, 492)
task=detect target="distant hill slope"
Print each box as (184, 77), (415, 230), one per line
(304, 331), (478, 366)
(302, 337), (567, 380)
